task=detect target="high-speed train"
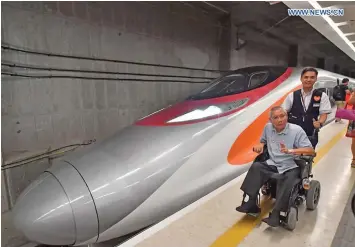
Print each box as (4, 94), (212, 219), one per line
(12, 66), (354, 246)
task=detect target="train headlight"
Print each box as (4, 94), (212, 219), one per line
(167, 106), (222, 123)
(167, 98), (249, 123)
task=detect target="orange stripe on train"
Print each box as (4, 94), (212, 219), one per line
(227, 85), (302, 165)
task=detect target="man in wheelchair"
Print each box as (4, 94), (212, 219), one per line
(236, 106), (316, 228)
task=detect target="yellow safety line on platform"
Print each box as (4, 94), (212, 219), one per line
(210, 127), (347, 247)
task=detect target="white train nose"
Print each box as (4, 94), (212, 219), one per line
(12, 160), (99, 245)
(12, 172), (76, 245)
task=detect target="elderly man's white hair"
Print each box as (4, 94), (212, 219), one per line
(269, 106), (287, 118)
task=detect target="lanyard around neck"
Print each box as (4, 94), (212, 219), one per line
(300, 92), (308, 113)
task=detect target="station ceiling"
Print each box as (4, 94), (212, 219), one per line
(319, 1), (355, 38)
(182, 1), (355, 70)
(284, 1), (355, 62)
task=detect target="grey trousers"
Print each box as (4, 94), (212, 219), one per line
(240, 161), (300, 211)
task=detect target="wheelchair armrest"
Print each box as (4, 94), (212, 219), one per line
(254, 144), (269, 162)
(255, 152), (268, 162)
(295, 155), (315, 163)
(294, 155), (314, 179)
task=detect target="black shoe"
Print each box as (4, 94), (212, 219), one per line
(236, 203), (261, 214)
(262, 211), (280, 227)
(236, 197), (261, 214)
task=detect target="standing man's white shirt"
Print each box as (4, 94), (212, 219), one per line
(282, 88), (332, 115)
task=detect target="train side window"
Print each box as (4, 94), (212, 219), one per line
(188, 66), (288, 100)
(200, 74), (247, 95)
(248, 71), (269, 89)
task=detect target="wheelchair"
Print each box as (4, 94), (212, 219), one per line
(254, 145), (321, 231)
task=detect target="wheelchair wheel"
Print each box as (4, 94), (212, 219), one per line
(285, 207), (297, 231)
(306, 180), (321, 210)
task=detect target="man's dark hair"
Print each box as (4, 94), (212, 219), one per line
(301, 67), (318, 77)
(342, 78), (349, 83)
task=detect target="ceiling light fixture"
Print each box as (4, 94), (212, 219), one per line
(308, 1), (355, 52)
(336, 20), (355, 27)
(345, 32), (355, 36)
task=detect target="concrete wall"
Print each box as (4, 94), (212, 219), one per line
(1, 2), (223, 158)
(230, 43), (288, 69)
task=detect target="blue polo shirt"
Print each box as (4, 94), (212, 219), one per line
(260, 122), (313, 173)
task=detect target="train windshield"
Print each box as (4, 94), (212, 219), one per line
(188, 66), (288, 100)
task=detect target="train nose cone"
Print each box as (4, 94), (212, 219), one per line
(12, 172), (76, 245)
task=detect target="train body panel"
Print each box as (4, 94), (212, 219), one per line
(12, 66), (352, 246)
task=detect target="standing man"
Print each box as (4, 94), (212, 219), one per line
(333, 78), (350, 123)
(282, 67), (332, 148)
